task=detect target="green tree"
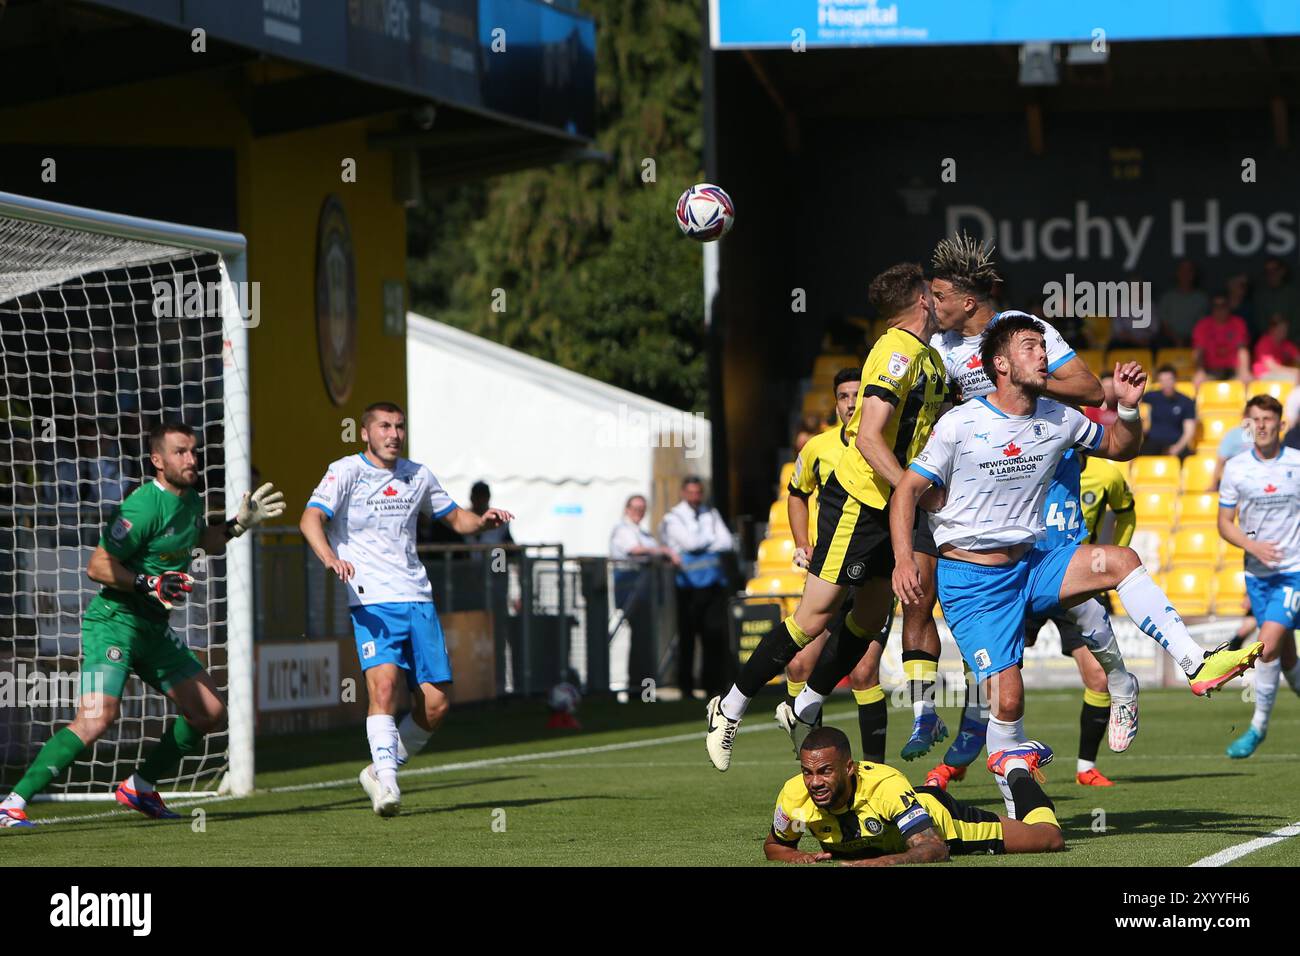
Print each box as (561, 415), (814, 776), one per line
(407, 0), (707, 411)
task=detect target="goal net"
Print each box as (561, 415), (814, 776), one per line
(0, 192), (253, 800)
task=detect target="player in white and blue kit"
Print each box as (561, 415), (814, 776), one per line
(889, 315), (1262, 820)
(300, 401), (514, 816)
(1218, 394), (1300, 758)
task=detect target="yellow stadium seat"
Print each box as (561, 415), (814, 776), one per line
(801, 389), (834, 420)
(1129, 529), (1168, 574)
(1181, 454), (1218, 493)
(1132, 490), (1176, 527)
(1106, 348), (1153, 372)
(1219, 544), (1244, 572)
(778, 462), (795, 496)
(1129, 455), (1181, 492)
(756, 537), (796, 573)
(1178, 492), (1219, 527)
(768, 500), (791, 534)
(1213, 568), (1247, 616)
(1247, 379), (1293, 405)
(1170, 528), (1218, 566)
(1164, 567), (1213, 617)
(1083, 316), (1112, 350)
(1198, 413), (1243, 448)
(1154, 348), (1197, 380)
(745, 571), (805, 615)
(1197, 380), (1245, 414)
(1176, 382), (1197, 400)
(811, 354), (859, 383)
(1078, 349), (1106, 377)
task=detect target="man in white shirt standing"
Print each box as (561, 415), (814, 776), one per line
(1218, 394), (1300, 758)
(300, 401), (514, 817)
(659, 477), (735, 699)
(610, 495), (678, 697)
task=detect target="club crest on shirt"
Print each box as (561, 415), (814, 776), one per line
(1031, 421), (1048, 440)
(864, 817), (883, 835)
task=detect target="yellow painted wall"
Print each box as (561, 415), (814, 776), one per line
(0, 70), (409, 515)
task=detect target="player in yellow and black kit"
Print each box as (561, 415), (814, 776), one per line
(708, 263), (953, 772)
(781, 367), (892, 762)
(763, 727), (1063, 864)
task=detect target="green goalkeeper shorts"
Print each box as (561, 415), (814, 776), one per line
(79, 595), (203, 698)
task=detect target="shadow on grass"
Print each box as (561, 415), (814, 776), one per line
(1060, 807), (1287, 838)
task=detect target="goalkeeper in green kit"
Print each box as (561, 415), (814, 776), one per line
(0, 422), (285, 828)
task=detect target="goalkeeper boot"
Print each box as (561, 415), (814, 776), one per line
(0, 808), (34, 829)
(1189, 642), (1263, 697)
(705, 696), (741, 772)
(774, 700), (819, 758)
(359, 765), (402, 817)
(1226, 726), (1264, 759)
(900, 712), (948, 761)
(942, 715), (988, 767)
(1108, 675), (1139, 753)
(114, 781), (180, 820)
(923, 763), (966, 791)
(987, 741), (1054, 782)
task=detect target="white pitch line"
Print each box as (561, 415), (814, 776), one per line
(29, 708), (860, 827)
(1190, 821), (1300, 867)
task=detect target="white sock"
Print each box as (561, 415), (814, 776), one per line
(126, 772), (155, 794)
(1251, 658), (1281, 736)
(1077, 758), (1096, 773)
(794, 686), (826, 724)
(1115, 567), (1205, 676)
(1070, 599), (1137, 696)
(720, 686), (750, 721)
(366, 714), (400, 791)
(987, 716), (1028, 816)
(1, 793), (26, 812)
(397, 713), (432, 765)
(994, 774), (1016, 818)
(1283, 660), (1300, 695)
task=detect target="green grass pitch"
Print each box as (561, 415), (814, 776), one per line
(7, 688), (1300, 866)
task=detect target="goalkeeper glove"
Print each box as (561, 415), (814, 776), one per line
(134, 571), (194, 611)
(227, 482), (287, 538)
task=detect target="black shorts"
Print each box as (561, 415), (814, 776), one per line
(1024, 615), (1086, 657)
(913, 513), (939, 558)
(808, 473), (895, 586)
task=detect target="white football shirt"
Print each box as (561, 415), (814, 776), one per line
(1218, 447), (1300, 577)
(909, 396), (1104, 550)
(307, 453), (457, 607)
(930, 310), (1077, 402)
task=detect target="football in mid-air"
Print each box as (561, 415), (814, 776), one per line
(675, 183), (735, 241)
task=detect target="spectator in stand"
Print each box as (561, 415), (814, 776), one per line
(1256, 257), (1300, 341)
(793, 413), (825, 454)
(1157, 259), (1210, 347)
(609, 494), (679, 699)
(1192, 292), (1251, 383)
(1140, 365), (1197, 458)
(1109, 274), (1162, 349)
(1226, 273), (1257, 340)
(1084, 371), (1119, 427)
(659, 476), (735, 699)
(1252, 314), (1300, 382)
(462, 481), (514, 546)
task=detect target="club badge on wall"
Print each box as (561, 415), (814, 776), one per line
(316, 195), (358, 406)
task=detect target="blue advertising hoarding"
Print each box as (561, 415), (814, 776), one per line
(710, 0), (1300, 49)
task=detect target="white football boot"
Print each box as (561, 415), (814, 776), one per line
(774, 701), (817, 757)
(705, 696), (741, 772)
(359, 765), (402, 817)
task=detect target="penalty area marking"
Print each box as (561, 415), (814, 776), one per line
(30, 707), (860, 827)
(1190, 821), (1300, 867)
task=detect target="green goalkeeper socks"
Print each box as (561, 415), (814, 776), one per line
(138, 716), (201, 786)
(13, 727), (88, 800)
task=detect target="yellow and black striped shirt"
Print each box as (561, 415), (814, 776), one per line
(833, 327), (946, 510)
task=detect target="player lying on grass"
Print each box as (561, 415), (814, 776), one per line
(1217, 395), (1300, 758)
(763, 727), (1063, 865)
(707, 264), (951, 772)
(301, 401), (513, 817)
(1, 421), (285, 828)
(927, 452), (1140, 792)
(889, 314), (1262, 819)
(781, 367), (892, 761)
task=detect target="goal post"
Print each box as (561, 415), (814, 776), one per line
(0, 190), (254, 800)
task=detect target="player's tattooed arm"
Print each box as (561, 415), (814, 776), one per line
(763, 829), (831, 864)
(838, 826), (950, 867)
(1043, 354), (1104, 407)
